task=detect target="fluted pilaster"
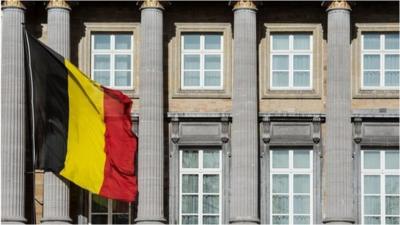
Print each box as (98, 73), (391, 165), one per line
(136, 3), (166, 224)
(41, 2), (71, 224)
(230, 3), (259, 224)
(1, 1), (27, 224)
(323, 1), (354, 224)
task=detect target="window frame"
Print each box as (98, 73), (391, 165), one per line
(88, 193), (133, 224)
(180, 34), (224, 90)
(361, 33), (399, 90)
(91, 33), (134, 90)
(269, 34), (313, 90)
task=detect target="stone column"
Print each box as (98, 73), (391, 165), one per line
(41, 1), (72, 224)
(230, 1), (259, 224)
(323, 0), (354, 224)
(135, 0), (166, 224)
(1, 0), (26, 223)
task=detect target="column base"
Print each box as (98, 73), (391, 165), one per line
(41, 216), (72, 224)
(323, 217), (355, 224)
(230, 216), (260, 224)
(135, 217), (166, 224)
(1, 216), (27, 224)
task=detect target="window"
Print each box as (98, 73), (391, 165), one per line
(361, 150), (400, 224)
(270, 34), (313, 90)
(89, 194), (133, 224)
(91, 33), (134, 89)
(179, 149), (222, 225)
(181, 34), (223, 90)
(270, 149), (313, 225)
(361, 33), (400, 89)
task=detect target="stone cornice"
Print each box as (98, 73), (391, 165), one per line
(326, 0), (351, 11)
(47, 0), (71, 10)
(233, 0), (257, 11)
(2, 0), (26, 10)
(140, 0), (164, 10)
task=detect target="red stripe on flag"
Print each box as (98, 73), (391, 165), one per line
(99, 87), (138, 202)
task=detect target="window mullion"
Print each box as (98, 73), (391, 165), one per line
(199, 150), (203, 225)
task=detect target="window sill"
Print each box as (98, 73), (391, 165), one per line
(353, 89), (399, 99)
(261, 89), (321, 99)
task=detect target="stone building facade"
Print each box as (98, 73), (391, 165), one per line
(1, 0), (399, 224)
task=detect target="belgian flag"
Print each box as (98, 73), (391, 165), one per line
(24, 31), (138, 202)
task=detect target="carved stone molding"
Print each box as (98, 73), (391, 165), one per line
(171, 116), (180, 144)
(220, 117), (230, 143)
(353, 117), (363, 144)
(312, 116), (321, 144)
(327, 0), (351, 11)
(233, 0), (257, 11)
(140, 0), (164, 10)
(261, 116), (271, 144)
(47, 0), (71, 10)
(2, 0), (26, 10)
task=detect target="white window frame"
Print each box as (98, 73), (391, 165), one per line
(181, 34), (224, 90)
(361, 150), (400, 224)
(91, 33), (134, 90)
(179, 149), (222, 225)
(269, 34), (313, 90)
(270, 150), (313, 225)
(361, 33), (399, 90)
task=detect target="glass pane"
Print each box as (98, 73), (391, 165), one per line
(94, 55), (110, 70)
(91, 195), (108, 213)
(182, 175), (198, 193)
(293, 72), (310, 87)
(364, 55), (380, 70)
(364, 34), (380, 50)
(293, 55), (310, 70)
(272, 35), (289, 50)
(294, 175), (310, 194)
(386, 217), (400, 225)
(364, 216), (381, 225)
(385, 72), (400, 87)
(115, 71), (131, 87)
(203, 195), (219, 213)
(91, 215), (108, 224)
(182, 216), (198, 225)
(364, 196), (380, 214)
(203, 216), (219, 225)
(294, 195), (310, 214)
(115, 34), (131, 49)
(385, 34), (400, 49)
(294, 216), (310, 225)
(94, 34), (110, 49)
(386, 151), (400, 169)
(182, 151), (198, 168)
(272, 55), (289, 70)
(272, 174), (289, 193)
(205, 35), (221, 49)
(182, 195), (198, 213)
(364, 71), (380, 87)
(184, 35), (200, 49)
(113, 200), (129, 213)
(205, 55), (221, 70)
(203, 175), (219, 193)
(204, 71), (221, 87)
(364, 151), (380, 169)
(112, 214), (129, 224)
(272, 216), (289, 225)
(115, 55), (131, 70)
(184, 55), (200, 70)
(272, 72), (289, 87)
(293, 34), (310, 50)
(385, 55), (400, 70)
(272, 150), (289, 168)
(294, 151), (310, 168)
(386, 196), (400, 215)
(183, 71), (200, 87)
(386, 175), (400, 194)
(272, 195), (289, 214)
(203, 151), (220, 168)
(94, 71), (110, 86)
(364, 175), (381, 194)
(272, 151), (289, 168)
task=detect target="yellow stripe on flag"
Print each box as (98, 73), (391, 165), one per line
(60, 60), (106, 194)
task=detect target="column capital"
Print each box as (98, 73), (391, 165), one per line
(140, 0), (164, 10)
(233, 0), (257, 11)
(326, 0), (351, 11)
(47, 0), (71, 10)
(2, 0), (26, 10)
